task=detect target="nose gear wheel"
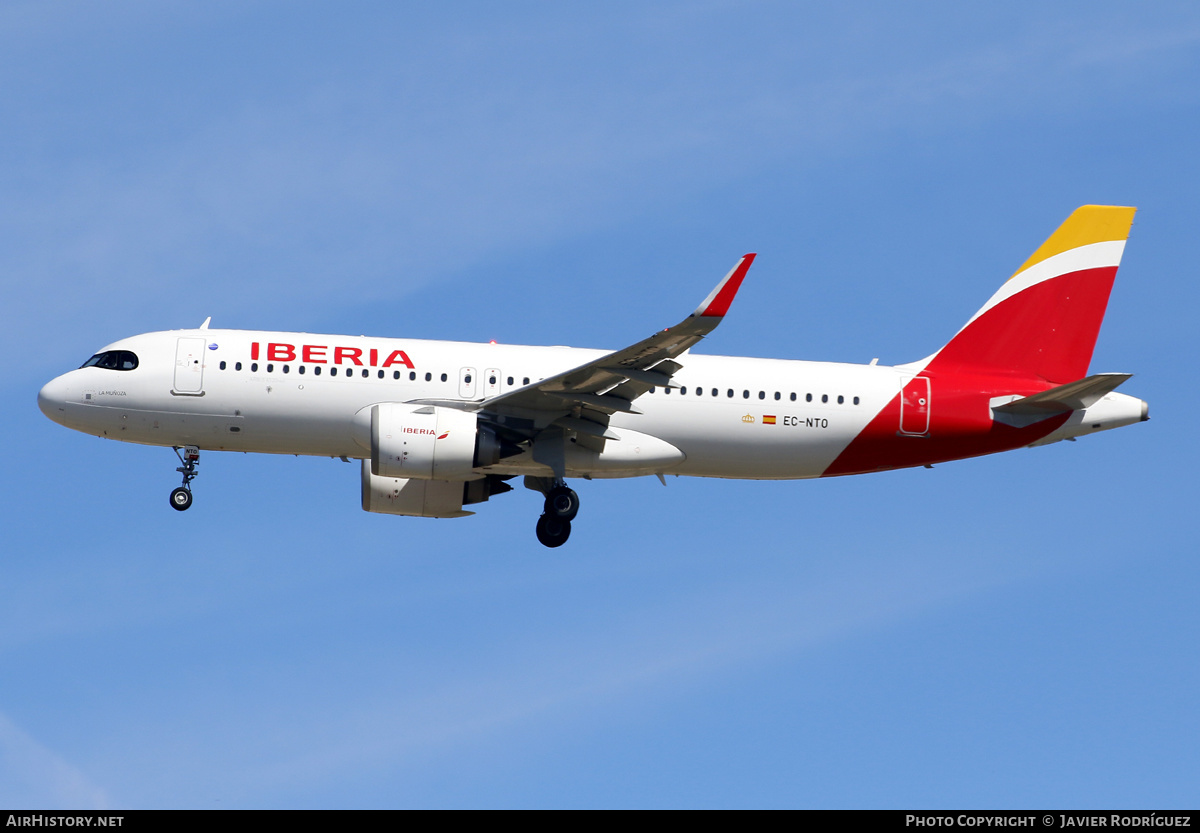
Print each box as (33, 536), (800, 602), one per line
(170, 446), (200, 512)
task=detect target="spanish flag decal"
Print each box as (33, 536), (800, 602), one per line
(763, 415), (776, 425)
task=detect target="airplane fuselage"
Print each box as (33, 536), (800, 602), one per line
(37, 327), (1146, 482)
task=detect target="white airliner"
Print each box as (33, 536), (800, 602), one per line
(39, 206), (1148, 547)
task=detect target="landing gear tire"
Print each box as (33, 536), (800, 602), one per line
(170, 446), (200, 512)
(536, 513), (571, 548)
(544, 485), (580, 522)
(169, 487), (193, 511)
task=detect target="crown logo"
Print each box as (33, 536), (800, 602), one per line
(742, 414), (755, 423)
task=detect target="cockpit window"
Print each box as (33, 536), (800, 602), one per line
(81, 350), (138, 371)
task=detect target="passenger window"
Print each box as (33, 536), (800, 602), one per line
(664, 387), (671, 395)
(743, 390), (749, 399)
(489, 375), (496, 385)
(298, 365), (305, 375)
(266, 364), (274, 373)
(378, 370), (384, 379)
(393, 371), (400, 380)
(523, 377), (530, 385)
(853, 396), (860, 405)
(314, 366), (321, 376)
(251, 363), (258, 372)
(758, 391), (765, 400)
(507, 376), (514, 386)
(425, 372), (432, 381)
(711, 388), (718, 397)
(680, 387), (686, 395)
(774, 391), (780, 400)
(837, 395), (844, 404)
(362, 369), (369, 378)
(219, 361), (227, 370)
(235, 362), (242, 371)
(806, 393), (812, 402)
(282, 365), (289, 374)
(790, 392), (796, 401)
(727, 389), (734, 398)
(465, 374), (472, 384)
(822, 394), (828, 403)
(410, 372), (416, 381)
(440, 373), (447, 382)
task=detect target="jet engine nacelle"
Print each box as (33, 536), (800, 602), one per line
(370, 403), (501, 481)
(361, 461), (514, 518)
(361, 461), (472, 518)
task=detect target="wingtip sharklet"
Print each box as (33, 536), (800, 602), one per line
(695, 253), (756, 318)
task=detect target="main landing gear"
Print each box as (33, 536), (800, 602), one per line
(534, 482), (580, 548)
(169, 446), (200, 511)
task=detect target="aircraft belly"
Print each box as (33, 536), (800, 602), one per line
(607, 405), (866, 480)
(67, 390), (362, 457)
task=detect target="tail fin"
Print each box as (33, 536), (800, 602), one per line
(930, 205), (1136, 384)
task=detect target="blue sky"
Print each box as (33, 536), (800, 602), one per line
(2, 1), (1198, 808)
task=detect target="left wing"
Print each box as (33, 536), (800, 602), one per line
(468, 254), (755, 427)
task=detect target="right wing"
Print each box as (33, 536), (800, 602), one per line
(476, 253), (754, 422)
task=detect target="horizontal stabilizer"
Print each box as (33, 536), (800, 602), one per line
(994, 373), (1133, 417)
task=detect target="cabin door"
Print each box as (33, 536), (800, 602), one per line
(899, 376), (930, 436)
(173, 337), (207, 395)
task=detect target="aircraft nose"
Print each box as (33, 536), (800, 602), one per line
(37, 375), (71, 422)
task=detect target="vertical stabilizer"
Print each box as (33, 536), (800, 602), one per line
(930, 205), (1136, 384)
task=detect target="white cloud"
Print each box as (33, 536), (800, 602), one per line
(0, 711), (109, 809)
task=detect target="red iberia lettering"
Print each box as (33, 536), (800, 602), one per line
(268, 343), (295, 362)
(302, 345), (327, 363)
(250, 342), (259, 360)
(381, 350), (415, 369)
(369, 348), (378, 367)
(334, 347), (364, 366)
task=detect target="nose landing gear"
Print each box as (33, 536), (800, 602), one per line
(169, 446), (200, 512)
(534, 482), (579, 547)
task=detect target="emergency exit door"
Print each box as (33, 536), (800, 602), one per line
(459, 367), (477, 399)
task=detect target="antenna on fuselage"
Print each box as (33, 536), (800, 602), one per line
(199, 317), (211, 330)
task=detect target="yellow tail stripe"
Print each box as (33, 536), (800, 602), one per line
(1010, 205), (1136, 280)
